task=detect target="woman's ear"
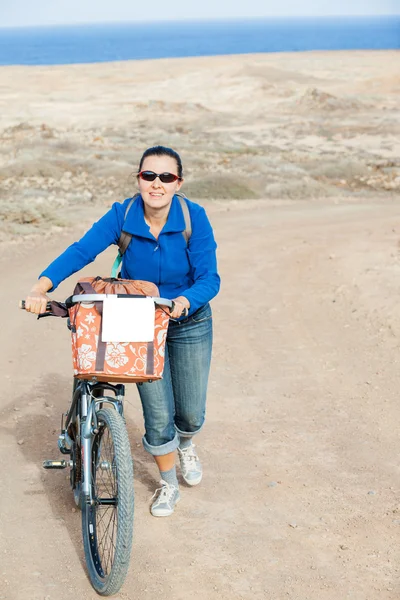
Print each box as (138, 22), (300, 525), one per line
(176, 178), (184, 191)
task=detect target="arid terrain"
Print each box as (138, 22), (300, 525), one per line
(0, 50), (400, 600)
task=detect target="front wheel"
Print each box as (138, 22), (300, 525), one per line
(82, 407), (134, 595)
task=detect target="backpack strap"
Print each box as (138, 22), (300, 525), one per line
(117, 194), (139, 257)
(176, 193), (192, 244)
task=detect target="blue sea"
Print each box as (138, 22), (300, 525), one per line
(0, 16), (398, 66)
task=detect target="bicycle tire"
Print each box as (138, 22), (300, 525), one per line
(82, 407), (134, 595)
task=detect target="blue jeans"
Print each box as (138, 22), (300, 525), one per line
(137, 303), (213, 456)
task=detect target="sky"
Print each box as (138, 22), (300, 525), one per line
(1, 0), (399, 28)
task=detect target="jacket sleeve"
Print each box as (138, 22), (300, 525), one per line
(180, 206), (220, 312)
(39, 201), (126, 291)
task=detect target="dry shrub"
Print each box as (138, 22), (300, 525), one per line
(184, 176), (260, 200)
(0, 200), (66, 228)
(0, 159), (68, 178)
(266, 177), (341, 200)
(83, 159), (133, 178)
(295, 88), (368, 113)
(48, 140), (81, 154)
(305, 159), (368, 181)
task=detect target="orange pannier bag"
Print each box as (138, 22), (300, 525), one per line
(68, 277), (170, 383)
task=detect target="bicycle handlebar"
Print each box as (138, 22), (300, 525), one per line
(19, 296), (175, 312)
(19, 300), (52, 310)
(68, 294), (174, 309)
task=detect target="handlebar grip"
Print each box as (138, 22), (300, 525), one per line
(168, 301), (188, 317)
(19, 300), (52, 311)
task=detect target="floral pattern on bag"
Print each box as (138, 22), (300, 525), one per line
(105, 343), (130, 368)
(77, 344), (97, 370)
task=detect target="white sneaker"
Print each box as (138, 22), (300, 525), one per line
(178, 444), (203, 486)
(150, 480), (180, 517)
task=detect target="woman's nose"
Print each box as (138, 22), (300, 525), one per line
(152, 177), (162, 188)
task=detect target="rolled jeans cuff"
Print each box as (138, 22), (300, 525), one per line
(142, 431), (180, 456)
(175, 422), (204, 439)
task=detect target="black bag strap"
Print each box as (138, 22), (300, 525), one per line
(75, 280), (107, 371)
(117, 193), (192, 257)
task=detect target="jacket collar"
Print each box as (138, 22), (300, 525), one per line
(123, 194), (186, 239)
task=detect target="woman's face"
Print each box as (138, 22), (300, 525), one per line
(138, 155), (183, 212)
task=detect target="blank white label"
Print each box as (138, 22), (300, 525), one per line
(101, 297), (155, 343)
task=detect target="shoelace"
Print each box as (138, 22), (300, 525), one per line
(179, 445), (199, 466)
(151, 479), (177, 503)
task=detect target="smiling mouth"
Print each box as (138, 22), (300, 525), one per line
(150, 193), (163, 197)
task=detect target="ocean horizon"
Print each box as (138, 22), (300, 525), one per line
(0, 16), (399, 66)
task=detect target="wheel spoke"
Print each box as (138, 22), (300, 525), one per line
(103, 430), (117, 497)
(93, 429), (115, 499)
(106, 511), (117, 574)
(96, 506), (113, 531)
(98, 507), (115, 551)
(97, 508), (117, 566)
(102, 510), (117, 575)
(91, 423), (118, 575)
(95, 467), (114, 499)
(97, 515), (116, 571)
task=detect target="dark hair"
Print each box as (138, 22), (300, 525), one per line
(138, 145), (183, 179)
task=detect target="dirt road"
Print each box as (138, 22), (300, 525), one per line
(1, 197), (399, 600)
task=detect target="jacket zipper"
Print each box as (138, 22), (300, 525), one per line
(153, 240), (161, 287)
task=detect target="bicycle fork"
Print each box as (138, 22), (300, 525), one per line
(81, 390), (96, 504)
(43, 389), (94, 489)
(43, 380), (125, 507)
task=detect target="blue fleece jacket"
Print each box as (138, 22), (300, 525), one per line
(40, 195), (220, 315)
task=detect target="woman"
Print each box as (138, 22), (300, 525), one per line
(25, 145), (220, 517)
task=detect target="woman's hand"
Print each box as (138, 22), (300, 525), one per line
(170, 296), (190, 319)
(25, 277), (53, 314)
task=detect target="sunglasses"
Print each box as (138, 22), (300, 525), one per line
(138, 170), (181, 184)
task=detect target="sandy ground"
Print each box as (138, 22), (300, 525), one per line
(0, 51), (400, 599)
(2, 197), (400, 600)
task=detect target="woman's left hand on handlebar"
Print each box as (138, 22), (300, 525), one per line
(170, 296), (190, 319)
(25, 289), (50, 314)
(24, 277), (53, 314)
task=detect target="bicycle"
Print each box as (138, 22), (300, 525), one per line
(20, 292), (174, 596)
